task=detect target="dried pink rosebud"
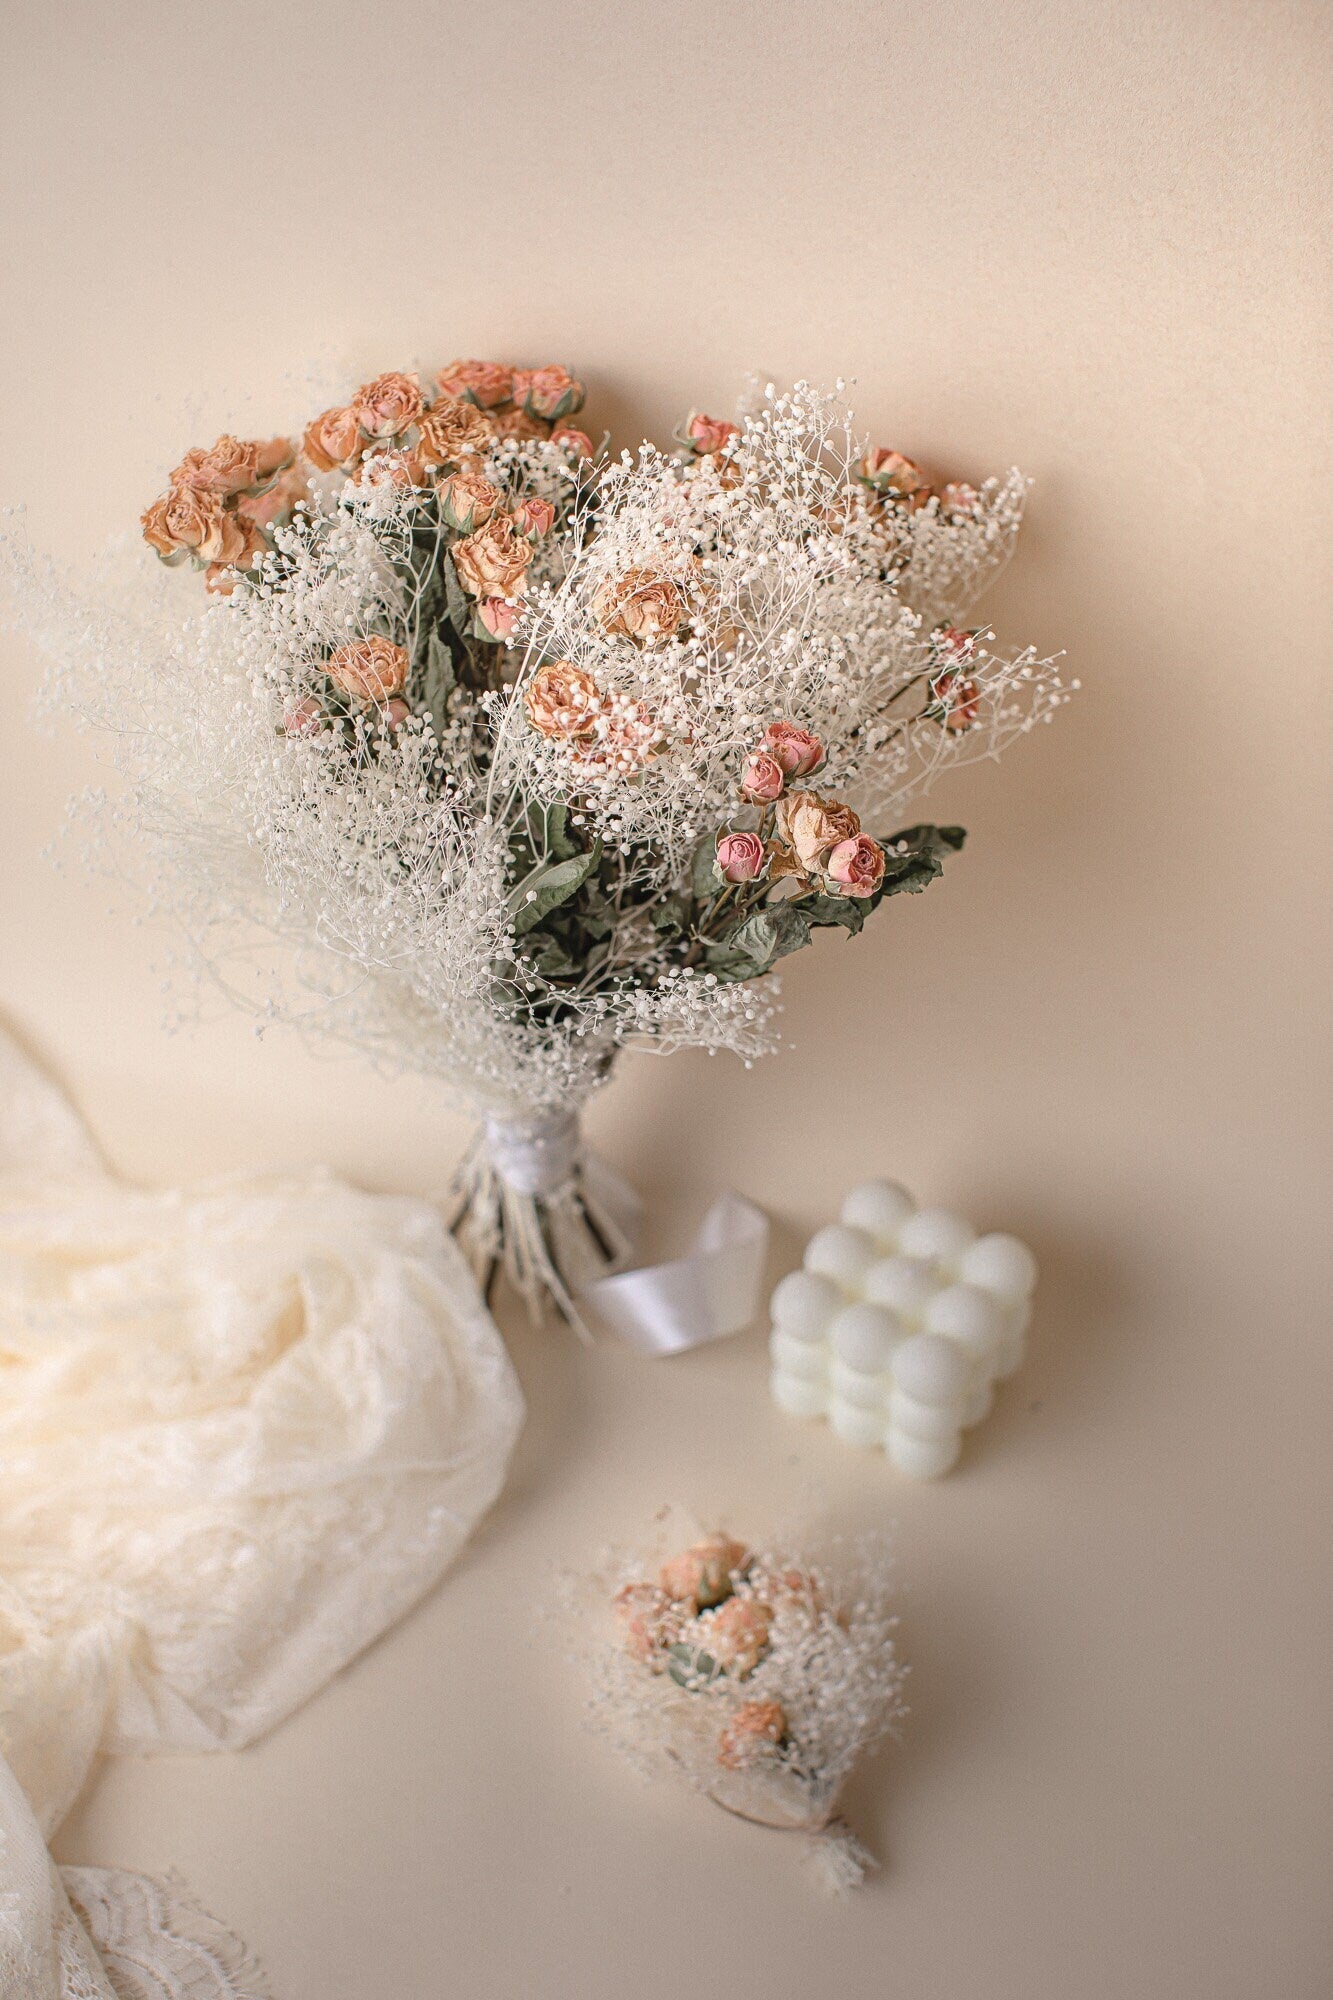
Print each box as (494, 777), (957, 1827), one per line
(860, 446), (927, 497)
(510, 496), (556, 540)
(282, 696), (324, 737)
(476, 596), (521, 641)
(931, 668), (982, 733)
(383, 698), (411, 730)
(685, 410), (740, 455)
(512, 364), (585, 421)
(551, 425), (595, 459)
(761, 721), (823, 777)
(826, 832), (886, 899)
(740, 751), (785, 803)
(941, 481), (981, 518)
(715, 831), (766, 883)
(934, 625), (979, 659)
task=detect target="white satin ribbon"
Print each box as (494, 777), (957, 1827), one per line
(581, 1189), (770, 1355)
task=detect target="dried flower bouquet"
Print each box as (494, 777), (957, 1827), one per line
(24, 359), (1069, 1326)
(572, 1523), (906, 1893)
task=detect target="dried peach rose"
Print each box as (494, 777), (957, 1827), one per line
(436, 469), (501, 534)
(325, 635), (410, 704)
(485, 405), (551, 443)
(658, 1535), (748, 1611)
(352, 448), (426, 491)
(593, 567), (688, 645)
(417, 395), (492, 467)
(170, 434), (288, 497)
(302, 406), (365, 473)
(774, 790), (860, 871)
(350, 371), (424, 439)
(238, 463), (309, 528)
(141, 487), (247, 565)
(698, 1596), (772, 1678)
(435, 359), (515, 409)
(523, 661), (604, 740)
(452, 513), (534, 598)
(570, 701), (663, 776)
(717, 1699), (787, 1770)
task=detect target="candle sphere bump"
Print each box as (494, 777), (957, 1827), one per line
(771, 1371), (830, 1420)
(831, 1302), (904, 1373)
(830, 1359), (891, 1411)
(839, 1179), (916, 1246)
(891, 1332), (974, 1408)
(829, 1398), (890, 1449)
(896, 1207), (976, 1268)
(889, 1390), (965, 1444)
(888, 1428), (961, 1479)
(771, 1268), (843, 1342)
(923, 1284), (1009, 1368)
(804, 1224), (881, 1293)
(957, 1232), (1038, 1303)
(769, 1329), (829, 1381)
(863, 1255), (938, 1322)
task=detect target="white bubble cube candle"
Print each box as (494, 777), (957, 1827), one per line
(769, 1181), (1036, 1476)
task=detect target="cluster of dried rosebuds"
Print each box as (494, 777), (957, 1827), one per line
(715, 720), (888, 897)
(140, 359), (593, 609)
(140, 433), (299, 591)
(613, 1534), (838, 1777)
(584, 1524), (905, 1891)
(856, 444), (982, 521)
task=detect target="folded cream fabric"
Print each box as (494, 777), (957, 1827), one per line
(0, 1024), (525, 1997)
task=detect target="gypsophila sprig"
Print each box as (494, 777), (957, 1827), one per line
(5, 360), (1071, 1326)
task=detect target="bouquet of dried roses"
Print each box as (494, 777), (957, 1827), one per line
(16, 357), (1069, 1327)
(571, 1522), (906, 1893)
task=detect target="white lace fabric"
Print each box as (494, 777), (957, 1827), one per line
(0, 1025), (525, 1997)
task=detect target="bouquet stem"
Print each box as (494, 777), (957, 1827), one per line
(450, 1110), (632, 1338)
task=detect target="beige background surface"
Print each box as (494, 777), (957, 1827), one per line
(1, 3), (1330, 1995)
